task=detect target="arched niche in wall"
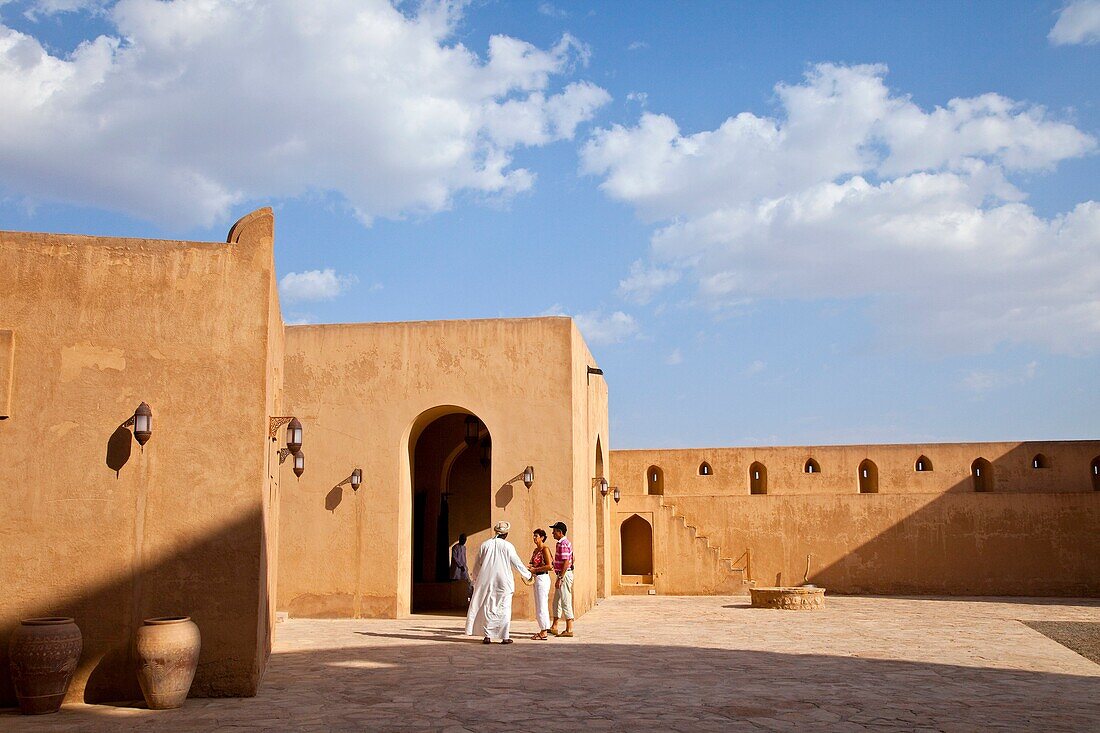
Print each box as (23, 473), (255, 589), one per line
(972, 458), (994, 492)
(620, 514), (654, 577)
(646, 465), (664, 496)
(915, 455), (933, 472)
(749, 462), (767, 495)
(858, 459), (879, 493)
(804, 458), (820, 474)
(1031, 453), (1050, 469)
(699, 461), (712, 476)
(1091, 456), (1100, 491)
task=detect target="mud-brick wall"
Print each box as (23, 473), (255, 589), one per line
(0, 209), (283, 705)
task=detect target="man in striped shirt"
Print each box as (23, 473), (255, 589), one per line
(548, 521), (575, 637)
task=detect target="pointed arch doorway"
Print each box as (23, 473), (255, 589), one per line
(408, 407), (492, 613)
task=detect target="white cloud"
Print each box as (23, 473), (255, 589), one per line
(17, 0), (107, 19)
(744, 360), (766, 376)
(1049, 1), (1100, 45)
(543, 304), (639, 345)
(0, 0), (609, 228)
(626, 91), (648, 107)
(537, 2), (567, 18)
(665, 348), (682, 365)
(627, 41), (648, 51)
(279, 268), (358, 302)
(617, 260), (680, 303)
(961, 361), (1038, 393)
(583, 63), (1100, 353)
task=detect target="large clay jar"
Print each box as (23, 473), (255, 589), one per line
(135, 616), (200, 710)
(8, 617), (83, 715)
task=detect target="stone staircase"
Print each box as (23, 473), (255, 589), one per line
(659, 498), (752, 595)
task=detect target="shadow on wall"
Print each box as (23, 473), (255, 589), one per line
(326, 486), (343, 512)
(7, 638), (1098, 729)
(0, 508), (271, 707)
(809, 444), (1100, 595)
(105, 425), (133, 478)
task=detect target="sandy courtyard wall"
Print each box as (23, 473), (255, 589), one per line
(611, 442), (1100, 596)
(0, 209), (283, 705)
(278, 317), (603, 621)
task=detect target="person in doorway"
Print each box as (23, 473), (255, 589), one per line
(548, 521), (575, 638)
(465, 521), (532, 644)
(450, 533), (472, 602)
(527, 528), (554, 640)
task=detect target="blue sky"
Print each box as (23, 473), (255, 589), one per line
(1, 1), (1098, 448)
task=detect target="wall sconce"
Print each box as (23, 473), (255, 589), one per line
(270, 416), (303, 454)
(523, 465), (535, 489)
(612, 486), (621, 503)
(132, 402), (152, 446)
(292, 450), (305, 479)
(334, 467), (362, 492)
(464, 415), (479, 447)
(593, 477), (609, 496)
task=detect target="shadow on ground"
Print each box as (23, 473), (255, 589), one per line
(3, 628), (1098, 732)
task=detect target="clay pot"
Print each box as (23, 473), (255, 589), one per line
(8, 617), (83, 715)
(135, 616), (200, 710)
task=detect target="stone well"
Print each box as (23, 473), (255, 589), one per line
(749, 586), (825, 610)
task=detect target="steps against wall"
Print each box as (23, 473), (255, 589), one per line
(658, 498), (752, 595)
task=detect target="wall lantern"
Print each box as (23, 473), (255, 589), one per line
(132, 402), (153, 446)
(334, 467), (363, 493)
(593, 476), (609, 496)
(464, 416), (480, 447)
(523, 465), (535, 489)
(270, 416), (303, 455)
(292, 450), (305, 479)
(612, 486), (621, 503)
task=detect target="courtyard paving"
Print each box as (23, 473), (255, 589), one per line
(4, 595), (1099, 732)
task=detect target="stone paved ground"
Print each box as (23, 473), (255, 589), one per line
(4, 595), (1100, 732)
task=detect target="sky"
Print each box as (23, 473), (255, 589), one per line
(1, 0), (1098, 449)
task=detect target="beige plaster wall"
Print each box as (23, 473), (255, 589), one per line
(611, 442), (1100, 597)
(0, 209), (284, 705)
(277, 317), (606, 621)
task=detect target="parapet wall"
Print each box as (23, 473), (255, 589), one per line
(610, 441), (1100, 597)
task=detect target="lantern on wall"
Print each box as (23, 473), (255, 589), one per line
(464, 415), (479, 447)
(292, 450), (305, 479)
(594, 477), (609, 497)
(523, 465), (535, 489)
(612, 487), (621, 503)
(287, 417), (303, 455)
(350, 468), (363, 491)
(132, 402), (153, 446)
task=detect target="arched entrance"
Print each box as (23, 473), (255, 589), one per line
(409, 408), (492, 612)
(620, 514), (653, 582)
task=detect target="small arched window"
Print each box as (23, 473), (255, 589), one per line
(749, 462), (767, 495)
(646, 465), (664, 496)
(804, 458), (820, 474)
(699, 461), (712, 476)
(858, 459), (879, 494)
(972, 458), (994, 492)
(1091, 456), (1100, 491)
(1031, 453), (1050, 469)
(915, 455), (932, 472)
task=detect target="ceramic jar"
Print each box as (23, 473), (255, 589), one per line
(135, 616), (200, 710)
(8, 617), (83, 715)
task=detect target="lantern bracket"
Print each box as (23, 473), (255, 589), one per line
(269, 416), (297, 441)
(278, 448), (291, 464)
(334, 468), (364, 492)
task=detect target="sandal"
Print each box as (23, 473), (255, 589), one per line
(502, 638), (514, 644)
(558, 631), (574, 637)
(482, 637), (492, 644)
(547, 629), (560, 636)
(531, 632), (548, 640)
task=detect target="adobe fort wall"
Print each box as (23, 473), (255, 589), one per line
(277, 317), (607, 620)
(0, 209), (284, 705)
(610, 443), (1100, 596)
